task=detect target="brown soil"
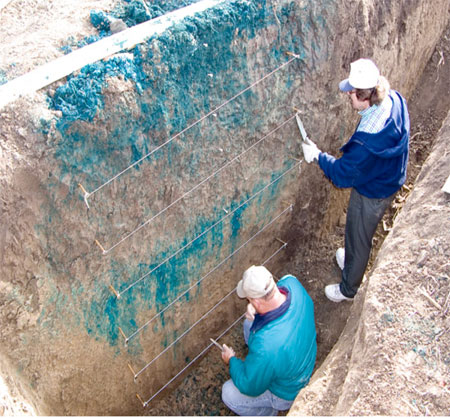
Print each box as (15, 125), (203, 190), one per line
(140, 21), (450, 417)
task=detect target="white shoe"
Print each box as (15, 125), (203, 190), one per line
(325, 284), (352, 302)
(336, 248), (345, 270)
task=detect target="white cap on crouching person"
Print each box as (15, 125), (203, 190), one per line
(339, 58), (380, 92)
(236, 265), (276, 299)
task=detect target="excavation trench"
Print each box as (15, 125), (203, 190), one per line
(0, 0), (449, 415)
(144, 23), (450, 415)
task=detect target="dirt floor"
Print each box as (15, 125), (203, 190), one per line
(140, 22), (450, 417)
(0, 2), (449, 415)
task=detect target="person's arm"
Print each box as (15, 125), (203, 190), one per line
(318, 142), (373, 188)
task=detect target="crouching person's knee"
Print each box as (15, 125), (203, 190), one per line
(221, 379), (238, 410)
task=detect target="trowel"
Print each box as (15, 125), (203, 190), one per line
(294, 110), (314, 145)
(210, 337), (223, 351)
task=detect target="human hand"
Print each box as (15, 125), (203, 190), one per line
(301, 138), (321, 163)
(245, 303), (256, 321)
(221, 344), (236, 364)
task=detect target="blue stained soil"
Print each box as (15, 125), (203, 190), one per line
(37, 0), (325, 345)
(75, 164), (291, 348)
(50, 2), (276, 188)
(48, 0), (305, 189)
(81, 208), (227, 348)
(0, 69), (7, 86)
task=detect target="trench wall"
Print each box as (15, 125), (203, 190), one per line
(0, 0), (448, 415)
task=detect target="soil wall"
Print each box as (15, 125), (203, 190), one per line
(0, 0), (448, 415)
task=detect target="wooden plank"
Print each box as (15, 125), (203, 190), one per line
(0, 0), (225, 109)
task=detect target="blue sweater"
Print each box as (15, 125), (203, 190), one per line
(318, 90), (410, 198)
(229, 275), (317, 400)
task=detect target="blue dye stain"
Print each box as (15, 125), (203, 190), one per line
(229, 204), (245, 251)
(50, 52), (147, 129)
(47, 0), (292, 192)
(40, 118), (51, 136)
(40, 165), (290, 348)
(78, 208), (228, 347)
(90, 10), (111, 32)
(0, 69), (7, 86)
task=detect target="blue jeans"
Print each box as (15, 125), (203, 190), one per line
(222, 380), (293, 416)
(221, 319), (293, 416)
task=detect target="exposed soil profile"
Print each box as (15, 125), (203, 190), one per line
(0, 1), (449, 416)
(141, 21), (450, 417)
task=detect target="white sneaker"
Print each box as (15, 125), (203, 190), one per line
(325, 284), (352, 302)
(336, 248), (345, 270)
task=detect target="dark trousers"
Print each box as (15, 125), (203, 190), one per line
(340, 189), (395, 298)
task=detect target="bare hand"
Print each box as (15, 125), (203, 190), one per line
(221, 344), (236, 364)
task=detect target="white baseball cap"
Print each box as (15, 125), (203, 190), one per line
(236, 265), (276, 299)
(339, 58), (380, 91)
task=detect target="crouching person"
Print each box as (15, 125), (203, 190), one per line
(220, 265), (317, 416)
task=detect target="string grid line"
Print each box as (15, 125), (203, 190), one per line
(98, 113), (297, 254)
(124, 191), (298, 344)
(130, 205), (292, 378)
(117, 154), (301, 300)
(80, 54), (300, 206)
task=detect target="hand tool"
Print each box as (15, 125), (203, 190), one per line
(295, 113), (312, 144)
(210, 338), (223, 351)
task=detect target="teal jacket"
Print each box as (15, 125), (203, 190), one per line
(229, 275), (317, 400)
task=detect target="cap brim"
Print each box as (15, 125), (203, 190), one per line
(339, 79), (353, 92)
(236, 280), (246, 298)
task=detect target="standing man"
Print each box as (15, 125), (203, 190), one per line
(220, 265), (316, 416)
(301, 58), (410, 302)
